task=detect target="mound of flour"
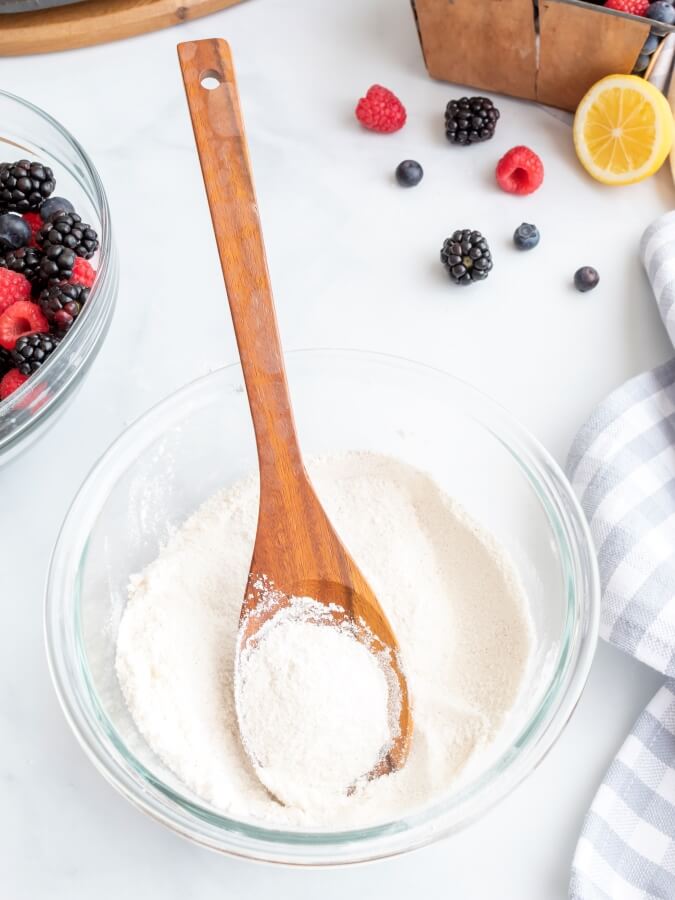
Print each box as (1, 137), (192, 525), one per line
(115, 452), (533, 828)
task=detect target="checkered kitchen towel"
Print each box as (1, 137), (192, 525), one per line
(568, 211), (675, 899)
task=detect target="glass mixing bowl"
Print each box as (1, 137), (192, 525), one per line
(45, 349), (599, 866)
(0, 90), (118, 463)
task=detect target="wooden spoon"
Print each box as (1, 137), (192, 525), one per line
(178, 39), (412, 785)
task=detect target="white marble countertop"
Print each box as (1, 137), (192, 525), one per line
(2, 0), (674, 896)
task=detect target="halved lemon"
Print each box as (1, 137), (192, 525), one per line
(573, 74), (674, 185)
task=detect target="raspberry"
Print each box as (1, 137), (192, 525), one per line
(22, 212), (43, 248)
(0, 268), (31, 315)
(0, 368), (28, 400)
(604, 0), (649, 14)
(0, 300), (48, 350)
(355, 85), (406, 134)
(69, 256), (96, 288)
(496, 146), (544, 196)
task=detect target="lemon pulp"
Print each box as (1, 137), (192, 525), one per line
(573, 75), (674, 185)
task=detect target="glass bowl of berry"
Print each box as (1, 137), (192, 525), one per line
(0, 89), (118, 463)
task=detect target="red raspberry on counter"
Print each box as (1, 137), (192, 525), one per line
(69, 256), (96, 289)
(604, 0), (649, 15)
(0, 368), (28, 399)
(22, 212), (43, 248)
(355, 85), (407, 133)
(0, 300), (49, 350)
(496, 146), (544, 195)
(0, 268), (31, 315)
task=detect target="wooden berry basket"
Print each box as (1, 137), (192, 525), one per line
(411, 0), (673, 111)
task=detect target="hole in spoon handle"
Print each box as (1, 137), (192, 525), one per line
(200, 69), (223, 90)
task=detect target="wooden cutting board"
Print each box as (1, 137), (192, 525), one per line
(0, 0), (245, 55)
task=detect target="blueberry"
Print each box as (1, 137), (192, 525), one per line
(0, 213), (30, 250)
(39, 195), (75, 221)
(574, 266), (600, 292)
(395, 160), (423, 187)
(513, 222), (540, 250)
(633, 53), (651, 73)
(643, 33), (660, 54)
(647, 2), (675, 25)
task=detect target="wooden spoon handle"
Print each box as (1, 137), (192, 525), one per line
(178, 39), (303, 478)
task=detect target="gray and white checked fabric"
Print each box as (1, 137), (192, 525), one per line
(568, 211), (675, 899)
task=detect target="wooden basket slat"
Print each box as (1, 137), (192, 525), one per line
(413, 0), (538, 102)
(538, 0), (650, 109)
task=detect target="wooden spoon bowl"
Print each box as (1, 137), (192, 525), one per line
(178, 38), (412, 783)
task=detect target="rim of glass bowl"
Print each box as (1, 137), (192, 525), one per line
(45, 349), (600, 866)
(0, 88), (117, 457)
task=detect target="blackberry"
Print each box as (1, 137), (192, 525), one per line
(445, 97), (500, 145)
(38, 282), (89, 332)
(38, 212), (98, 260)
(441, 229), (493, 285)
(11, 332), (60, 375)
(0, 160), (55, 212)
(1, 246), (44, 285)
(0, 345), (12, 375)
(38, 245), (75, 284)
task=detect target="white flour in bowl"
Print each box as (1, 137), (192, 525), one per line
(115, 452), (534, 829)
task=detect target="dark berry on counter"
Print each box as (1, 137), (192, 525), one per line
(11, 332), (60, 375)
(38, 211), (98, 260)
(513, 223), (540, 251)
(647, 2), (675, 24)
(574, 266), (600, 292)
(445, 97), (500, 145)
(0, 160), (55, 212)
(0, 213), (31, 251)
(38, 282), (89, 332)
(441, 229), (493, 285)
(39, 196), (75, 222)
(1, 246), (44, 285)
(395, 160), (424, 187)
